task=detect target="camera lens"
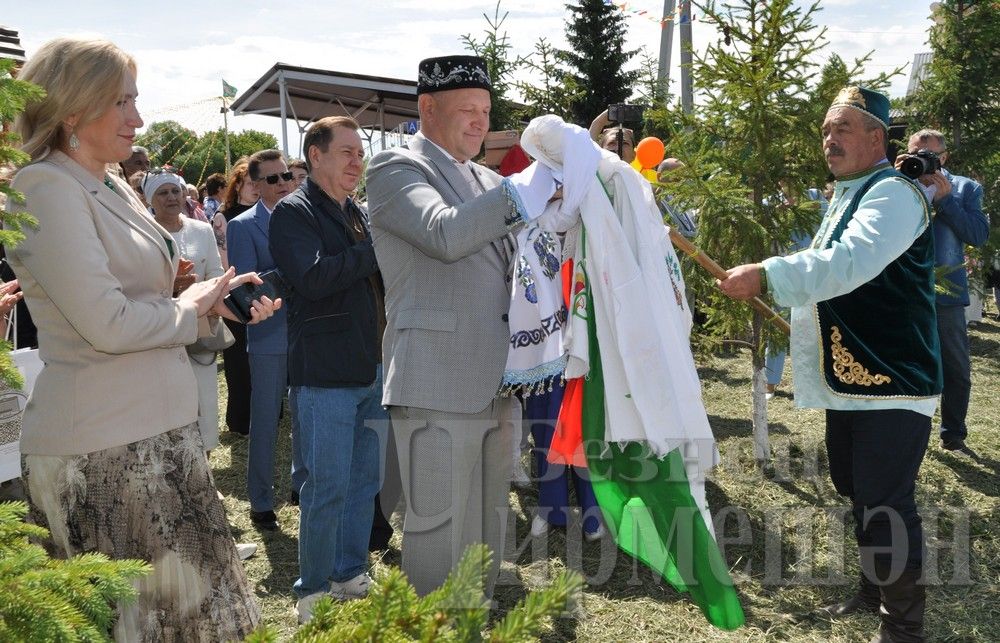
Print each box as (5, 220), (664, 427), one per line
(899, 156), (925, 180)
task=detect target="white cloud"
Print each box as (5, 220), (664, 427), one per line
(5, 0), (939, 146)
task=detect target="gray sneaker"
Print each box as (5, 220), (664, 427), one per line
(296, 591), (328, 624)
(329, 572), (372, 600)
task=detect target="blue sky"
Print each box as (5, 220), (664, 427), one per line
(5, 1), (934, 149)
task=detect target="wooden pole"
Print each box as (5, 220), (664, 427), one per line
(668, 228), (792, 335)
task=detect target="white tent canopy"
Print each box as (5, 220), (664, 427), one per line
(230, 62), (420, 157)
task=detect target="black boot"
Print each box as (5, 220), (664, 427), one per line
(819, 572), (881, 618)
(870, 567), (925, 643)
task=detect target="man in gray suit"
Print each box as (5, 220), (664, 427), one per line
(366, 55), (556, 598)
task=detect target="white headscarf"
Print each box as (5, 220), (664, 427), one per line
(142, 171), (185, 203)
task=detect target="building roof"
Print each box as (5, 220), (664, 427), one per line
(0, 26), (26, 63)
(907, 52), (934, 96)
(230, 62), (419, 132)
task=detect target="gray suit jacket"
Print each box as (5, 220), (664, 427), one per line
(366, 134), (521, 414)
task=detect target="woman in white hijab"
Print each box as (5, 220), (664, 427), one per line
(144, 170), (226, 451)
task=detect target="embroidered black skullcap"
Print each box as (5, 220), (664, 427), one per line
(417, 55), (492, 95)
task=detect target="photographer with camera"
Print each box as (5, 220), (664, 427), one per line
(589, 104), (642, 163)
(896, 129), (989, 455)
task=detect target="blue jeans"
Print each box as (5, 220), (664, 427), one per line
(247, 353), (306, 512)
(937, 304), (971, 442)
(764, 349), (786, 387)
(293, 366), (388, 597)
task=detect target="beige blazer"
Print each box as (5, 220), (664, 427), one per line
(7, 151), (204, 456)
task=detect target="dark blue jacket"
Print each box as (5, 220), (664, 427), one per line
(933, 169), (989, 307)
(269, 179), (380, 387)
(226, 201), (288, 354)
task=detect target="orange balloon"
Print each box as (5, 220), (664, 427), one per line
(635, 137), (666, 170)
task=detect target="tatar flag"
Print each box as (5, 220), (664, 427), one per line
(551, 227), (745, 631)
(222, 79), (237, 99)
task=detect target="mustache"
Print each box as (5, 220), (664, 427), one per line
(826, 146), (845, 157)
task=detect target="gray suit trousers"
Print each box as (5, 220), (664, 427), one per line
(390, 400), (513, 598)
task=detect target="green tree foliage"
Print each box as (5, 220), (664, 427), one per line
(909, 0), (1000, 276)
(230, 129), (281, 162)
(633, 47), (668, 107)
(0, 501), (151, 642)
(560, 0), (640, 126)
(0, 58), (44, 388)
(517, 37), (579, 121)
(462, 1), (525, 131)
(911, 0), (1000, 172)
(135, 121), (277, 185)
(647, 0), (832, 461)
(136, 120), (197, 170)
(246, 544), (583, 642)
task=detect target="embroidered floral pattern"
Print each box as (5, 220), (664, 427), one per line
(500, 178), (526, 229)
(572, 261), (589, 320)
(418, 61), (492, 90)
(533, 231), (561, 279)
(516, 255), (537, 304)
(830, 325), (892, 386)
(664, 254), (685, 309)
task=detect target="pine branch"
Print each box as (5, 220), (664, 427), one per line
(487, 569), (583, 642)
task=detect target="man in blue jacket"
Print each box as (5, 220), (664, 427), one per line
(269, 116), (386, 624)
(227, 149), (305, 531)
(898, 129), (989, 453)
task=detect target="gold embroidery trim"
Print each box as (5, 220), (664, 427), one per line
(830, 326), (892, 386)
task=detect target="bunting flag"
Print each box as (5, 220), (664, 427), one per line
(604, 0), (698, 27)
(575, 254), (745, 630)
(222, 79), (237, 99)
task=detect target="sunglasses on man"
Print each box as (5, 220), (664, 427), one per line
(257, 171), (294, 185)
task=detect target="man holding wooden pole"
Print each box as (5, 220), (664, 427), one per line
(718, 86), (942, 643)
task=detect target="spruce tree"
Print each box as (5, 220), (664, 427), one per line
(909, 0), (1000, 279)
(0, 57), (43, 388)
(911, 0), (1000, 174)
(518, 37), (579, 121)
(647, 0), (851, 462)
(0, 502), (151, 642)
(245, 544), (583, 642)
(462, 1), (524, 132)
(560, 0), (640, 126)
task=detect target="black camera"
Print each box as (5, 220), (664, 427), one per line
(608, 103), (644, 123)
(899, 149), (942, 179)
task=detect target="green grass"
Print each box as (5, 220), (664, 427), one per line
(212, 313), (1000, 642)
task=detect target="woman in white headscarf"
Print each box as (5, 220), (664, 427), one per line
(144, 170), (226, 451)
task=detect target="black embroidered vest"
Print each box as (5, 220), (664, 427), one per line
(816, 167), (943, 399)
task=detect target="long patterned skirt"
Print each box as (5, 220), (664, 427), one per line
(22, 423), (261, 642)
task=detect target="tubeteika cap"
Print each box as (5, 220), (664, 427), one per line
(829, 86), (890, 130)
(417, 55), (492, 95)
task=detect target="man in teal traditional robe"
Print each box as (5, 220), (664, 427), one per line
(719, 86), (942, 643)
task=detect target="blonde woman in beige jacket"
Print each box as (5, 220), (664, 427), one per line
(9, 37), (279, 641)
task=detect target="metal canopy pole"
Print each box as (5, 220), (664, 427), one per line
(657, 0), (677, 98)
(378, 101), (386, 149)
(679, 0), (694, 113)
(278, 71), (289, 156)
